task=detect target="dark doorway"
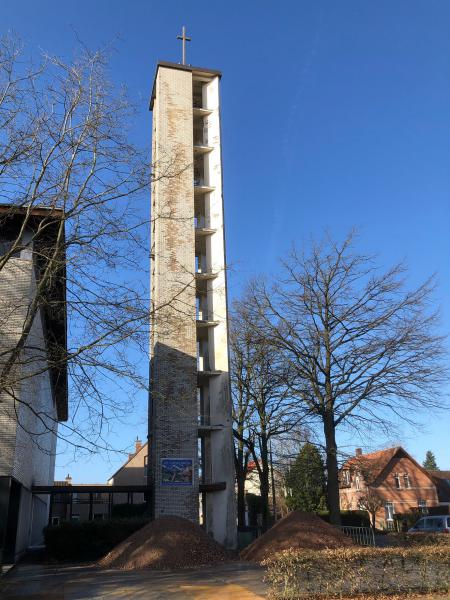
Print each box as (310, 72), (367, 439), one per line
(1, 478), (22, 564)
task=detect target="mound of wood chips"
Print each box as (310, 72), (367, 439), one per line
(99, 515), (231, 570)
(240, 510), (354, 562)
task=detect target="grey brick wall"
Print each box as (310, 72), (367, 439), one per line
(150, 66), (199, 521)
(0, 246), (58, 553)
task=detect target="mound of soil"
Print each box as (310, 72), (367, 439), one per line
(240, 510), (354, 562)
(99, 515), (231, 570)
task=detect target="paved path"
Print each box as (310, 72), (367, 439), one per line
(0, 562), (267, 599)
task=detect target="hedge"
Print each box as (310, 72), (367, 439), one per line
(111, 503), (149, 519)
(264, 542), (450, 599)
(44, 518), (149, 561)
(318, 510), (370, 528)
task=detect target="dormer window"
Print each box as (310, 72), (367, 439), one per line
(403, 473), (411, 489)
(342, 470), (350, 486)
(393, 473), (401, 489)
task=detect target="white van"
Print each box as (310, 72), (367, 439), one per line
(408, 515), (450, 534)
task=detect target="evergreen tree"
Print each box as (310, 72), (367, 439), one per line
(285, 443), (327, 512)
(423, 450), (438, 470)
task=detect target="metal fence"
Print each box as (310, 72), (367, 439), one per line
(340, 525), (376, 546)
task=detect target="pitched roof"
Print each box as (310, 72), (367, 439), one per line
(341, 446), (436, 485)
(428, 470), (450, 503)
(107, 441), (148, 482)
(430, 470), (450, 479)
(341, 447), (400, 480)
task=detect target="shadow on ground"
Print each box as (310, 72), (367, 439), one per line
(0, 561), (267, 599)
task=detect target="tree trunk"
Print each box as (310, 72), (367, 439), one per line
(234, 441), (247, 529)
(323, 412), (341, 526)
(236, 468), (247, 528)
(259, 437), (271, 532)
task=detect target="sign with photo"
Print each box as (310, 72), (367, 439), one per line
(161, 458), (193, 486)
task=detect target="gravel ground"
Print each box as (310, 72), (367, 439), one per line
(240, 510), (354, 562)
(99, 515), (234, 570)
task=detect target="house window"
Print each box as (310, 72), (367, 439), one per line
(403, 474), (411, 489)
(418, 499), (428, 515)
(385, 501), (394, 522)
(51, 516), (60, 526)
(393, 474), (401, 489)
(355, 476), (360, 491)
(71, 514), (80, 521)
(144, 454), (149, 477)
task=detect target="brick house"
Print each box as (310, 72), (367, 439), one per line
(0, 206), (67, 562)
(339, 447), (440, 529)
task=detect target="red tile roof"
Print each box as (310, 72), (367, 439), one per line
(341, 446), (436, 486)
(342, 447), (400, 480)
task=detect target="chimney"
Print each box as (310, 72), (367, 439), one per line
(65, 473), (72, 485)
(355, 448), (362, 457)
(135, 438), (143, 454)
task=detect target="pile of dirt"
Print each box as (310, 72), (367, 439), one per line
(240, 510), (354, 563)
(99, 515), (232, 570)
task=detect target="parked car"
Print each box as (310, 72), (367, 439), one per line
(408, 515), (450, 534)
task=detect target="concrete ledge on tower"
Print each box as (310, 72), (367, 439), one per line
(194, 184), (215, 195)
(197, 424), (225, 435)
(197, 369), (222, 384)
(196, 318), (219, 328)
(194, 145), (213, 155)
(199, 482), (226, 493)
(193, 107), (213, 118)
(195, 227), (216, 238)
(195, 271), (219, 281)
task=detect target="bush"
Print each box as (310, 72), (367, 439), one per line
(318, 510), (370, 528)
(393, 509), (422, 531)
(264, 545), (450, 599)
(44, 518), (149, 561)
(111, 503), (149, 519)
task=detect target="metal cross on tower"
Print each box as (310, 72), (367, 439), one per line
(177, 26), (191, 65)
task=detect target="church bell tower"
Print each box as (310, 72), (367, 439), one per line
(149, 31), (236, 548)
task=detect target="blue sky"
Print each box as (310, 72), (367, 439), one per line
(4, 0), (449, 480)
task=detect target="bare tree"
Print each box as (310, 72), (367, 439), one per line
(357, 489), (384, 530)
(246, 232), (448, 525)
(229, 312), (254, 529)
(0, 35), (189, 457)
(230, 299), (304, 531)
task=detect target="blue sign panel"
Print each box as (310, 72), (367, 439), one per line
(161, 458), (193, 486)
